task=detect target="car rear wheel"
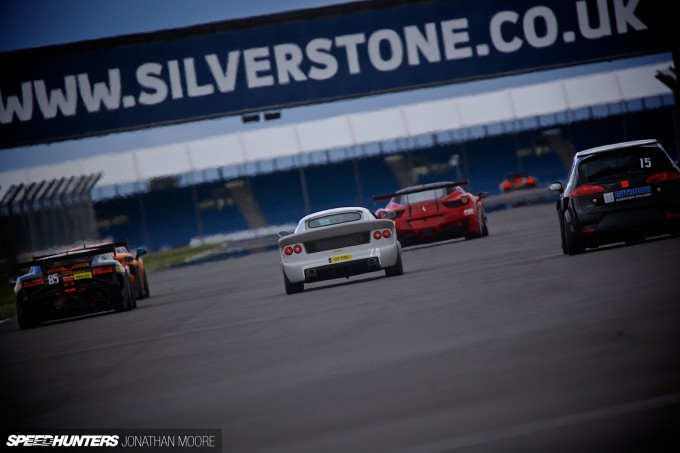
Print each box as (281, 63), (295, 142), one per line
(115, 274), (135, 311)
(130, 266), (144, 300)
(284, 270), (304, 295)
(466, 208), (485, 240)
(130, 281), (137, 308)
(143, 272), (150, 298)
(564, 216), (586, 255)
(16, 298), (42, 330)
(557, 213), (568, 255)
(480, 207), (489, 237)
(385, 251), (404, 277)
(134, 276), (144, 300)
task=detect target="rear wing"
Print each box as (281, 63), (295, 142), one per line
(15, 240), (129, 269)
(372, 180), (469, 201)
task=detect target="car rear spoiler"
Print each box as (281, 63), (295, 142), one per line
(15, 240), (129, 269)
(372, 180), (469, 201)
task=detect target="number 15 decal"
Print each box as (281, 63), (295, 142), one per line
(640, 157), (652, 168)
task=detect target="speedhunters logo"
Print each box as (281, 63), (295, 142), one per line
(6, 435), (119, 447)
(3, 430), (221, 451)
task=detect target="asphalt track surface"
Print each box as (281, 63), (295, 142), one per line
(2, 203), (679, 452)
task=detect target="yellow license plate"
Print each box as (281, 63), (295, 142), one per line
(73, 271), (92, 280)
(329, 254), (352, 263)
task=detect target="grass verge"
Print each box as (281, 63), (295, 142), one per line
(0, 285), (16, 322)
(141, 242), (225, 271)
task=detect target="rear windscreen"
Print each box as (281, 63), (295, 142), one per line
(578, 145), (670, 183)
(393, 187), (458, 205)
(37, 253), (113, 273)
(39, 256), (93, 272)
(307, 211), (362, 228)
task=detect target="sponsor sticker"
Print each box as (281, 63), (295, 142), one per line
(613, 185), (652, 201)
(73, 271), (93, 280)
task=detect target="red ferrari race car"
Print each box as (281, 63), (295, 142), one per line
(373, 181), (489, 246)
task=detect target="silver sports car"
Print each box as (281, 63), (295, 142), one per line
(278, 207), (403, 294)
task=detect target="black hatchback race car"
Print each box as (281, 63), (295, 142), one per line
(549, 139), (680, 255)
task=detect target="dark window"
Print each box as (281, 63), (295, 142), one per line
(307, 211), (362, 228)
(393, 187), (452, 205)
(578, 145), (670, 183)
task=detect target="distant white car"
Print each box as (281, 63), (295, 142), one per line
(278, 207), (403, 294)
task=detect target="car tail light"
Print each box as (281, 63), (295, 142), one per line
(526, 177), (536, 184)
(373, 230), (392, 239)
(379, 209), (405, 219)
(23, 278), (45, 288)
(570, 185), (605, 197)
(284, 245), (302, 255)
(646, 171), (680, 183)
(93, 266), (114, 275)
(501, 181), (511, 190)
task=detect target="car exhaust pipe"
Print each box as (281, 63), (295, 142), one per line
(305, 268), (318, 282)
(367, 257), (379, 270)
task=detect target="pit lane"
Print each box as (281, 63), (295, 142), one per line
(1, 202), (679, 452)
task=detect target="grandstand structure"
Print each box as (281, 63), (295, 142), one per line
(1, 60), (676, 251)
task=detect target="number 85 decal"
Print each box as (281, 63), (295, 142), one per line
(47, 274), (60, 285)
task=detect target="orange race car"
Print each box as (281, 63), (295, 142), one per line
(113, 243), (150, 300)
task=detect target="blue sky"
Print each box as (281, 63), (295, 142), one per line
(0, 0), (361, 52)
(0, 0), (671, 172)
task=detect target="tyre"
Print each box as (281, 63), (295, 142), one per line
(115, 274), (134, 311)
(559, 225), (567, 255)
(480, 207), (489, 237)
(130, 281), (137, 309)
(384, 251), (404, 277)
(16, 297), (41, 330)
(465, 208), (485, 240)
(556, 211), (568, 255)
(134, 276), (144, 300)
(564, 216), (586, 255)
(143, 272), (150, 298)
(131, 266), (144, 300)
(284, 270), (304, 295)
